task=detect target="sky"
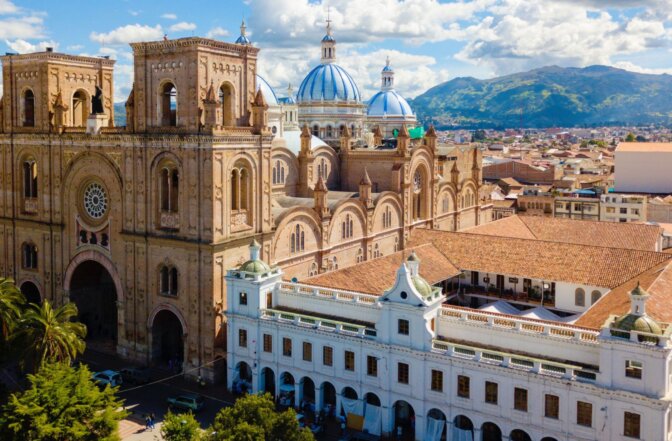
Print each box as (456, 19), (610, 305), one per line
(2, 0), (672, 103)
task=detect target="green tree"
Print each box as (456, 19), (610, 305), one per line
(625, 132), (636, 142)
(0, 362), (127, 441)
(204, 393), (313, 441)
(0, 278), (25, 342)
(14, 300), (86, 371)
(161, 411), (202, 441)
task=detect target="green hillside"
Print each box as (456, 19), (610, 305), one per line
(410, 65), (672, 128)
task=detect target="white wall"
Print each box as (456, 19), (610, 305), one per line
(615, 151), (672, 193)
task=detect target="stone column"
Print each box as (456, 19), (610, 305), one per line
(294, 382), (301, 408)
(414, 414), (425, 441)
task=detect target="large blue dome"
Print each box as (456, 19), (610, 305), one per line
(367, 90), (413, 117)
(297, 63), (361, 103)
(256, 75), (278, 106)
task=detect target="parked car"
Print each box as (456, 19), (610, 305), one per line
(167, 394), (205, 412)
(92, 370), (123, 388)
(120, 367), (152, 385)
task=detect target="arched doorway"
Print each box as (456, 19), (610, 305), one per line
(510, 429), (532, 441)
(233, 361), (252, 394)
(320, 382), (336, 415)
(393, 400), (415, 440)
(261, 367), (275, 397)
(69, 260), (117, 350)
(342, 386), (358, 400)
(20, 281), (41, 305)
(453, 415), (474, 441)
(426, 409), (447, 441)
(150, 309), (184, 369)
(364, 392), (380, 406)
(299, 377), (315, 412)
(481, 422), (502, 441)
(72, 90), (88, 127)
(279, 372), (295, 407)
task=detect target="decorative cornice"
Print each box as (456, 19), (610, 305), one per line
(130, 37), (260, 57)
(0, 52), (115, 68)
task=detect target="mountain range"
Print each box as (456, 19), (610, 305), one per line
(410, 65), (672, 129)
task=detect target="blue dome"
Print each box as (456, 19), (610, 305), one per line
(297, 63), (361, 103)
(367, 90), (414, 117)
(256, 75), (278, 106)
(235, 35), (251, 45)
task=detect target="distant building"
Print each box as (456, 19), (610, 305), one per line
(554, 197), (600, 221)
(483, 159), (560, 185)
(600, 194), (647, 223)
(615, 143), (672, 193)
(518, 187), (554, 217)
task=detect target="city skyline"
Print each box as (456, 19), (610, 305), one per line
(2, 0), (672, 103)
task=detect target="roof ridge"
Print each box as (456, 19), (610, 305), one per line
(513, 215), (538, 239)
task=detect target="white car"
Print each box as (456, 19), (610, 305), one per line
(92, 370), (123, 388)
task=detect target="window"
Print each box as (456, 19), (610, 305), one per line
(317, 158), (328, 180)
(238, 329), (247, 347)
(22, 243), (38, 270)
(591, 290), (601, 304)
(442, 197), (450, 213)
(312, 125), (319, 137)
(263, 334), (272, 353)
(575, 288), (585, 307)
(231, 165), (250, 212)
(545, 394), (559, 419)
(72, 90), (89, 127)
(22, 89), (35, 127)
(485, 381), (498, 404)
(219, 83), (234, 126)
(383, 207), (393, 228)
(624, 412), (641, 439)
(272, 160), (285, 185)
(625, 360), (642, 379)
(367, 356), (378, 377)
(23, 160), (38, 199)
(457, 375), (470, 398)
(620, 207), (628, 214)
(344, 351), (355, 371)
(160, 265), (178, 296)
(266, 292), (273, 309)
(606, 207), (615, 213)
(160, 167), (179, 213)
(323, 346), (333, 366)
(514, 388), (528, 412)
(282, 337), (292, 357)
(290, 224), (305, 254)
(239, 291), (248, 306)
(356, 248), (363, 263)
(397, 362), (409, 384)
(160, 82), (177, 126)
(577, 401), (592, 427)
(302, 341), (312, 362)
(431, 370), (443, 392)
(341, 214), (354, 239)
(632, 208), (640, 216)
(398, 319), (409, 335)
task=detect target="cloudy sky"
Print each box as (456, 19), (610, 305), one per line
(2, 0), (672, 102)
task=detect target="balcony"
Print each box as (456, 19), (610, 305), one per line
(159, 211), (180, 230)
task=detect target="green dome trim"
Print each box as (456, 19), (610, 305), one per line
(614, 314), (662, 335)
(412, 275), (433, 297)
(239, 259), (272, 274)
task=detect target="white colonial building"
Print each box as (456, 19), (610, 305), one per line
(226, 231), (672, 441)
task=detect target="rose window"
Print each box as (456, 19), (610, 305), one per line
(83, 183), (108, 219)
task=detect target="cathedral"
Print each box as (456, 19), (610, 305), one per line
(0, 21), (491, 381)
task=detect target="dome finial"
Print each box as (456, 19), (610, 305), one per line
(386, 55), (391, 68)
(235, 17), (251, 45)
(320, 7), (336, 63)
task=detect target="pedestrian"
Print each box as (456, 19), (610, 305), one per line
(145, 414), (151, 431)
(149, 413), (156, 430)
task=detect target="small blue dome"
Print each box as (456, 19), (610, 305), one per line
(367, 90), (413, 117)
(235, 35), (251, 45)
(322, 34), (335, 42)
(297, 63), (361, 103)
(256, 75), (278, 106)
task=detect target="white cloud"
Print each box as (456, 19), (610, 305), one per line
(612, 61), (672, 75)
(90, 24), (164, 45)
(0, 0), (19, 14)
(206, 27), (230, 39)
(67, 44), (83, 51)
(128, 10), (141, 17)
(161, 13), (177, 20)
(0, 15), (45, 39)
(169, 22), (196, 32)
(5, 39), (57, 54)
(112, 63), (134, 104)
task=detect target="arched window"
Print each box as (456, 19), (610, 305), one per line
(318, 158), (328, 181)
(23, 160), (37, 198)
(342, 214), (354, 239)
(273, 160), (285, 185)
(22, 242), (37, 269)
(350, 124), (356, 137)
(231, 169), (239, 210)
(373, 243), (381, 258)
(160, 166), (179, 212)
(339, 125), (346, 137)
(326, 125), (333, 138)
(22, 89), (35, 127)
(72, 90), (89, 127)
(575, 288), (585, 307)
(160, 265), (178, 296)
(383, 207), (392, 228)
(160, 82), (177, 126)
(412, 169), (426, 220)
(231, 163), (251, 214)
(356, 248), (363, 263)
(394, 237), (399, 252)
(591, 290), (601, 304)
(312, 125), (319, 137)
(290, 224), (305, 254)
(219, 83), (234, 126)
(309, 262), (318, 277)
(442, 197), (450, 213)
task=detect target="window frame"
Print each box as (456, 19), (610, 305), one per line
(302, 341), (312, 362)
(514, 387), (528, 412)
(238, 328), (247, 348)
(625, 360), (642, 379)
(397, 362), (409, 385)
(239, 291), (248, 306)
(624, 411), (641, 439)
(323, 346), (333, 367)
(344, 350), (355, 371)
(262, 333), (272, 353)
(282, 337), (292, 357)
(367, 356), (378, 377)
(457, 375), (470, 398)
(544, 394), (560, 419)
(485, 381), (498, 404)
(398, 319), (410, 336)
(430, 369), (443, 392)
(577, 401), (593, 427)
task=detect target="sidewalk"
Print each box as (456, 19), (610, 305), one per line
(121, 420), (164, 441)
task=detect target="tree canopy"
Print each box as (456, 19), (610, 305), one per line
(161, 410), (202, 441)
(0, 362), (127, 441)
(203, 393), (313, 441)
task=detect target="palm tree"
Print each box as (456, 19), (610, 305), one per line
(0, 278), (25, 342)
(15, 300), (86, 370)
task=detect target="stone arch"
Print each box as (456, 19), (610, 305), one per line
(147, 303), (188, 336)
(437, 184), (457, 214)
(71, 88), (90, 127)
(481, 422), (503, 441)
(21, 87), (35, 127)
(312, 146), (339, 188)
(328, 202), (367, 244)
(229, 155), (256, 227)
(19, 279), (41, 304)
(409, 159), (432, 221)
(270, 148), (299, 193)
(64, 249), (124, 303)
(426, 408), (447, 441)
(372, 193), (403, 231)
(62, 151), (123, 197)
(16, 148), (39, 204)
(509, 429), (532, 441)
(218, 80), (236, 126)
(272, 209), (322, 261)
(149, 306), (186, 367)
(158, 79), (178, 126)
(151, 152), (183, 227)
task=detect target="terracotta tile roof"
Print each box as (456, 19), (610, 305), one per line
(617, 142), (672, 153)
(408, 229), (671, 289)
(576, 261), (672, 329)
(466, 215), (662, 251)
(304, 243), (461, 295)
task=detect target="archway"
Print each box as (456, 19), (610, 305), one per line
(481, 422), (502, 441)
(261, 367), (275, 397)
(72, 90), (88, 127)
(393, 400), (415, 441)
(453, 415), (474, 441)
(365, 392), (381, 406)
(510, 429), (532, 441)
(426, 409), (447, 441)
(411, 166), (429, 221)
(540, 438), (558, 441)
(299, 377), (315, 412)
(22, 89), (35, 127)
(279, 372), (295, 407)
(150, 309), (184, 369)
(342, 386), (358, 400)
(69, 260), (117, 350)
(320, 381), (336, 415)
(20, 281), (41, 305)
(233, 361), (252, 394)
(160, 82), (177, 126)
(219, 83), (234, 126)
